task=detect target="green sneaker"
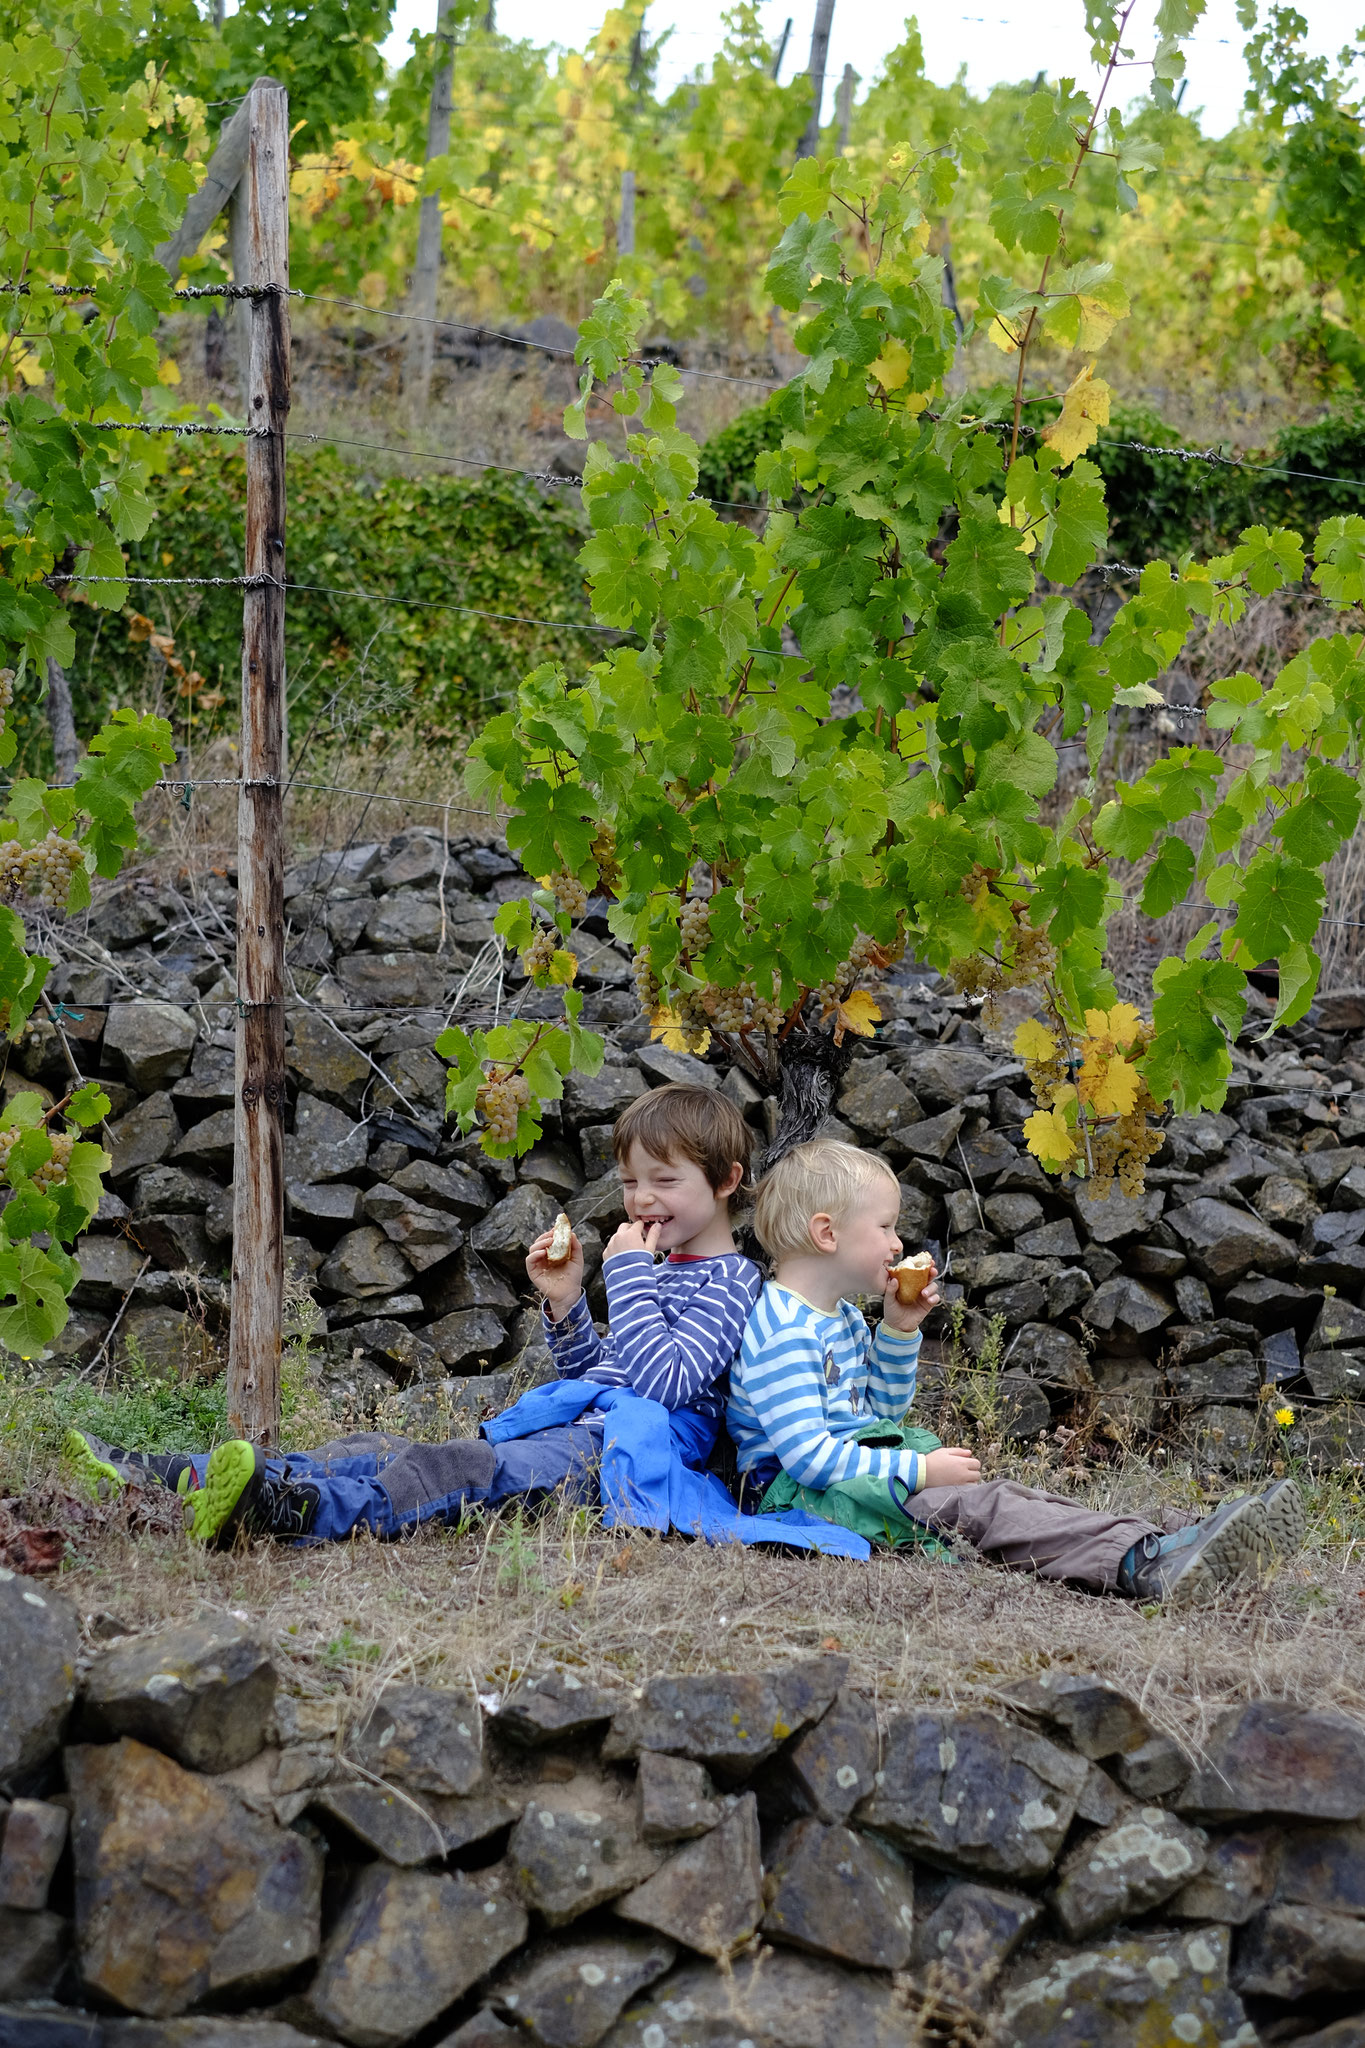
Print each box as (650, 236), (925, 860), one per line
(62, 1428), (125, 1497)
(188, 1440), (266, 1547)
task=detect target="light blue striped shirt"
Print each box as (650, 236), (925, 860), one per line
(728, 1282), (925, 1493)
(545, 1249), (762, 1426)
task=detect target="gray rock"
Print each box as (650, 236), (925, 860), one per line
(1051, 1808), (1208, 1939)
(318, 1227), (415, 1299)
(497, 1668), (617, 1749)
(337, 1319), (444, 1385)
(110, 2025), (330, 2048)
(1169, 1347), (1261, 1403)
(596, 1948), (906, 2048)
(578, 1124), (618, 1181)
(561, 1067), (647, 1129)
(1127, 1242), (1187, 1279)
(1048, 1267), (1094, 1319)
(1274, 1818), (1365, 1916)
(761, 1817), (914, 1970)
(289, 1095), (370, 1183)
(107, 1091), (180, 1181)
(1174, 1273), (1216, 1322)
(773, 1686), (879, 1823)
(423, 1250), (517, 1315)
(1007, 1673), (1155, 1762)
(1233, 1903), (1365, 2000)
(350, 1684), (484, 1795)
(287, 1180), (363, 1231)
(1166, 1197), (1295, 1282)
(1115, 1732), (1190, 1800)
(89, 883), (166, 948)
(0, 1907), (70, 1997)
(171, 1041), (237, 1114)
(1181, 1402), (1262, 1474)
(1254, 1174), (1317, 1227)
(362, 1186), (463, 1272)
(615, 1793), (762, 1957)
(837, 1066), (920, 1140)
(489, 1933), (676, 2048)
(127, 1209), (212, 1274)
(910, 1881), (1041, 2000)
(310, 1866), (527, 2048)
(1007, 1323), (1093, 1389)
(1072, 1185), (1165, 1245)
(133, 1164), (219, 1215)
(1016, 1217), (1082, 1258)
(853, 1709), (1088, 1880)
(997, 1926), (1250, 2048)
(984, 1192), (1044, 1236)
(0, 1797), (68, 1909)
(171, 1107), (237, 1173)
(70, 1232), (149, 1310)
(391, 1159), (496, 1222)
(68, 1737), (322, 2018)
(635, 1044), (719, 1090)
(104, 1002), (196, 1090)
(517, 1141), (585, 1199)
(376, 1045), (448, 1120)
(119, 1306), (218, 1378)
(902, 1047), (996, 1108)
(82, 1613), (276, 1772)
(510, 1772), (662, 1925)
(1177, 1702), (1365, 1822)
(366, 891), (444, 952)
(1082, 1274), (1174, 1338)
(470, 1183), (564, 1275)
(636, 1752), (723, 1843)
(566, 934), (633, 988)
(601, 1657), (846, 1780)
(287, 1011), (370, 1110)
(1168, 1829), (1278, 1924)
(892, 1107), (965, 1162)
(1309, 1295), (1365, 1353)
(311, 1781), (518, 1866)
(286, 844), (382, 896)
(337, 951), (438, 1007)
(1303, 1348), (1365, 1398)
(0, 1574), (77, 1789)
(969, 1252), (1043, 1289)
(378, 838), (443, 891)
(424, 1308), (508, 1369)
(984, 1278), (1048, 1324)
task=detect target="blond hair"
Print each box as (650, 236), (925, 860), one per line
(753, 1139), (901, 1261)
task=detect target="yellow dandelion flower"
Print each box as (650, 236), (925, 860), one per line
(1274, 1405), (1296, 1428)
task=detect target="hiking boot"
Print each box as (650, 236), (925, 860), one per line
(62, 1429), (198, 1497)
(1258, 1476), (1306, 1557)
(1119, 1493), (1272, 1608)
(188, 1440), (320, 1547)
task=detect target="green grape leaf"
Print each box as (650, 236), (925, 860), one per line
(976, 729), (1057, 798)
(1039, 463), (1108, 585)
(1147, 954), (1246, 1112)
(988, 172), (1068, 256)
(766, 213), (842, 313)
(494, 898), (537, 950)
(1141, 835), (1196, 918)
(1314, 515), (1365, 610)
(1032, 860), (1107, 941)
(1267, 941), (1320, 1036)
(1093, 783), (1167, 861)
(0, 1241), (73, 1359)
(66, 1083), (110, 1128)
(1231, 849), (1326, 967)
(1274, 761), (1361, 866)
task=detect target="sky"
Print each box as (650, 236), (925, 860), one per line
(377, 0), (1363, 137)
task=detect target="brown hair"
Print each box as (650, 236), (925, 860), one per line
(753, 1139), (901, 1261)
(612, 1083), (753, 1193)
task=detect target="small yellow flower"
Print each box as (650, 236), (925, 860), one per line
(1274, 1405), (1296, 1428)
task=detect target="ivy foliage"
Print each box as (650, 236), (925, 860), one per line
(456, 11), (1365, 1183)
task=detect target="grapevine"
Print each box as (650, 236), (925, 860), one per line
(475, 1069), (532, 1145)
(548, 871), (588, 918)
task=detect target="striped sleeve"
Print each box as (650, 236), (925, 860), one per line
(601, 1251), (761, 1410)
(543, 1292), (609, 1380)
(866, 1321), (922, 1423)
(733, 1292), (927, 1494)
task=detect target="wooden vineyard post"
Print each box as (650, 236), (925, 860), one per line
(227, 77), (290, 1448)
(795, 0), (835, 160)
(408, 0), (457, 407)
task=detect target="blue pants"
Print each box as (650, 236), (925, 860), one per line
(185, 1426), (601, 1543)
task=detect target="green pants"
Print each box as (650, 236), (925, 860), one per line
(759, 1424), (953, 1555)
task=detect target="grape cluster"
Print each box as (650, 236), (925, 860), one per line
(0, 1125), (73, 1189)
(476, 1068), (531, 1143)
(678, 896), (711, 958)
(549, 871), (588, 918)
(950, 920), (1058, 1025)
(701, 979), (783, 1035)
(0, 832), (84, 908)
(669, 991), (712, 1055)
(521, 925), (559, 980)
(632, 948), (661, 1012)
(590, 824), (622, 894)
(0, 668), (13, 733)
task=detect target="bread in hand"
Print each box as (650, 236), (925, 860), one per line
(890, 1251), (934, 1306)
(545, 1212), (573, 1265)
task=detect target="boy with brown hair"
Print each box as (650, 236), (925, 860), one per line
(65, 1085), (768, 1547)
(730, 1139), (1306, 1605)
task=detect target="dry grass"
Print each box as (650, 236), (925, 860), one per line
(25, 1429), (1365, 1763)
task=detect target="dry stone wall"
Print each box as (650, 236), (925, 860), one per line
(24, 825), (1365, 1470)
(5, 1581), (1365, 2045)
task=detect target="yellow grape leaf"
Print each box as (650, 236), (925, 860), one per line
(870, 339), (910, 392)
(1083, 1001), (1143, 1048)
(650, 1007), (711, 1056)
(988, 317), (1020, 354)
(1080, 1049), (1139, 1117)
(1014, 1017), (1059, 1063)
(997, 497), (1037, 553)
(1024, 1104), (1078, 1172)
(1041, 364), (1112, 468)
(1073, 285), (1127, 352)
(825, 989), (882, 1046)
(547, 948), (578, 987)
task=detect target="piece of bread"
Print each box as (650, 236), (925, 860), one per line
(545, 1212), (573, 1265)
(890, 1252), (934, 1306)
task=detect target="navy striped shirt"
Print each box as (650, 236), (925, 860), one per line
(544, 1249), (762, 1425)
(728, 1282), (925, 1493)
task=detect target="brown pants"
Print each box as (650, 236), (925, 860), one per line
(901, 1479), (1163, 1592)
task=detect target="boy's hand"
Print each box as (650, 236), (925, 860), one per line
(527, 1228), (585, 1323)
(604, 1218), (662, 1261)
(923, 1446), (983, 1489)
(882, 1260), (942, 1333)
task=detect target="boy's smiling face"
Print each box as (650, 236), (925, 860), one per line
(618, 1141), (726, 1253)
(824, 1178), (904, 1296)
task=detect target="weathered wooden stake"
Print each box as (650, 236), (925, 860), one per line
(408, 0), (457, 407)
(227, 77), (290, 1448)
(795, 0), (836, 160)
(617, 168), (636, 258)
